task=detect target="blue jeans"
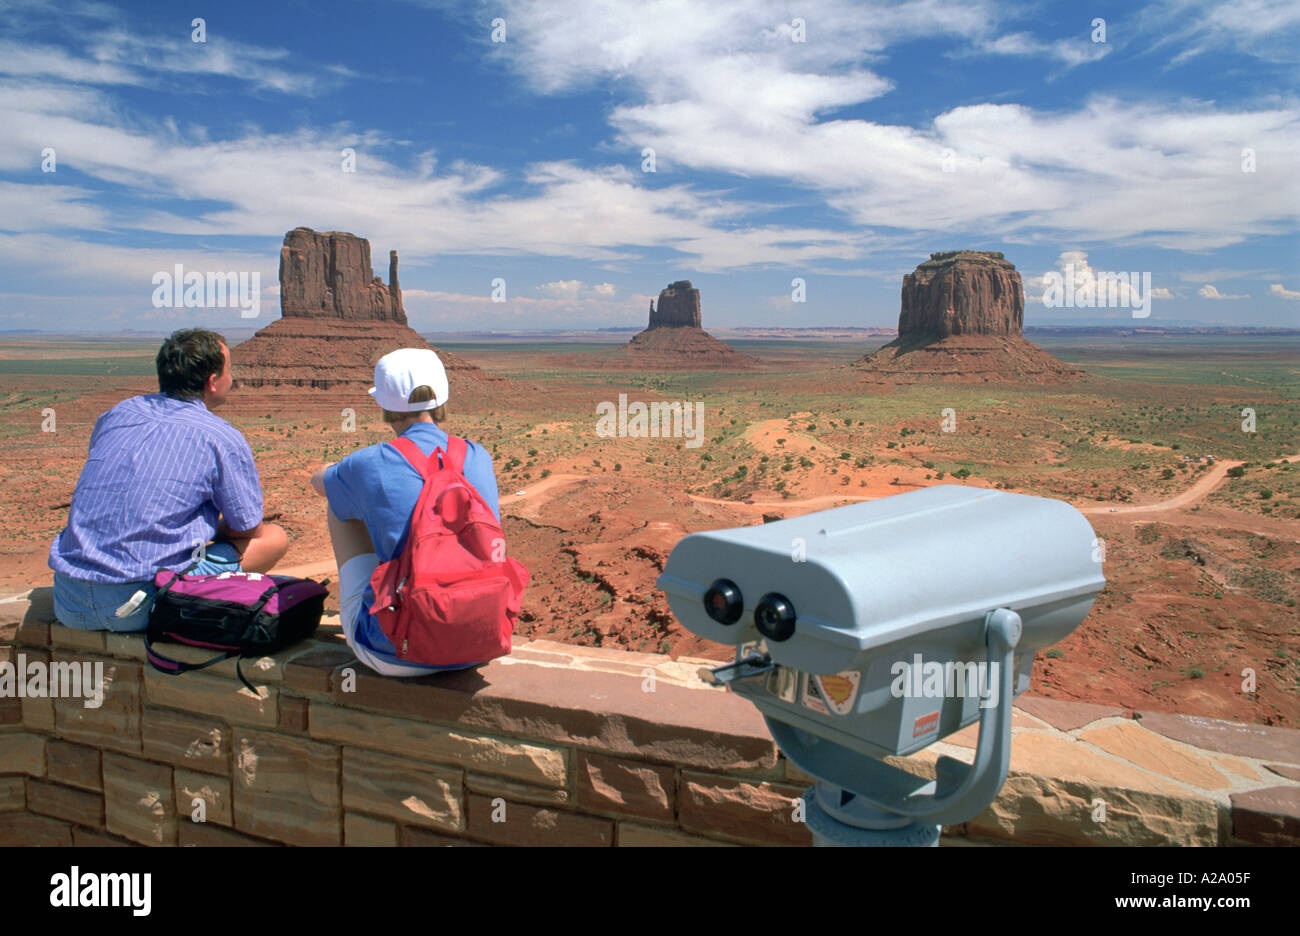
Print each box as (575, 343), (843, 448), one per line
(52, 542), (244, 632)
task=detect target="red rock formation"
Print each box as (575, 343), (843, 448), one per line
(624, 323), (755, 369)
(649, 280), (702, 328)
(232, 228), (519, 406)
(620, 280), (753, 369)
(900, 251), (1023, 337)
(855, 251), (1082, 384)
(277, 227), (405, 323)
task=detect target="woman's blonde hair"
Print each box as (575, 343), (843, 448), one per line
(382, 384), (446, 424)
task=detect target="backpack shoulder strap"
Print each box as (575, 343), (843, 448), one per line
(389, 436), (432, 479)
(445, 435), (468, 474)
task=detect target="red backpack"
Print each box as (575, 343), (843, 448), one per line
(368, 435), (529, 666)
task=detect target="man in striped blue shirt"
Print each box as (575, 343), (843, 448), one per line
(49, 329), (288, 631)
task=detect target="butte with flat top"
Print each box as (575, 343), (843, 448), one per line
(232, 227), (513, 405)
(855, 250), (1082, 384)
(619, 280), (756, 369)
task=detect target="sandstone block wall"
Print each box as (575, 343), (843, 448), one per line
(2, 590), (1296, 847)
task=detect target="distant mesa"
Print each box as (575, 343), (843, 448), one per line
(276, 227), (405, 323)
(647, 280), (701, 328)
(854, 250), (1083, 384)
(232, 228), (513, 404)
(620, 280), (755, 370)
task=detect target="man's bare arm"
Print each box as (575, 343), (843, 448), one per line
(310, 466), (332, 497)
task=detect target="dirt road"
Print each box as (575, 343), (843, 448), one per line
(1082, 453), (1299, 516)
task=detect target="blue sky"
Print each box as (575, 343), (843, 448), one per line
(1, 0), (1297, 332)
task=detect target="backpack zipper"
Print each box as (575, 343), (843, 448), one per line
(395, 576), (409, 654)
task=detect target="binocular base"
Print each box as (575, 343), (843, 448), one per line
(802, 785), (942, 847)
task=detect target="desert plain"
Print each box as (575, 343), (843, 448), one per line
(1, 327), (1296, 727)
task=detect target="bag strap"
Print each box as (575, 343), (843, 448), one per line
(144, 632), (238, 677)
(445, 435), (468, 474)
(144, 638), (258, 693)
(390, 434), (468, 477)
(389, 436), (436, 478)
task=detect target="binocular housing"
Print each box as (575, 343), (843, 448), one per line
(658, 485), (1104, 759)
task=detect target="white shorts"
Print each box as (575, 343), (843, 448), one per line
(338, 552), (450, 677)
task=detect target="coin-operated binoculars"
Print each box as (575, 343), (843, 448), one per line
(657, 485), (1104, 846)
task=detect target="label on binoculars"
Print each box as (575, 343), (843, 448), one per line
(800, 670), (860, 716)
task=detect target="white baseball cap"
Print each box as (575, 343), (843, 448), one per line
(369, 348), (450, 411)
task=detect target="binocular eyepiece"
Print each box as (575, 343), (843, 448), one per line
(704, 578), (797, 642)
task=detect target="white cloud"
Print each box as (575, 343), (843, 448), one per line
(0, 71), (877, 273)
(0, 181), (108, 231)
(0, 12), (349, 96)
(1026, 251), (1152, 307)
(1198, 283), (1250, 299)
(537, 279), (583, 298)
(593, 283), (616, 296)
(1138, 0), (1300, 65)
(1268, 283), (1300, 299)
(483, 1), (1300, 250)
(975, 32), (1110, 68)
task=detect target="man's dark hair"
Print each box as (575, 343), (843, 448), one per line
(156, 329), (228, 400)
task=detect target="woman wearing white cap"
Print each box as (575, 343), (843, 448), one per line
(309, 348), (502, 676)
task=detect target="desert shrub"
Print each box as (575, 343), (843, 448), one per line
(1227, 465), (1246, 478)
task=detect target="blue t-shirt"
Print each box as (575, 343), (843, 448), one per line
(323, 421), (500, 669)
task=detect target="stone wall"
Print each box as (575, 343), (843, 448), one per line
(1, 589), (1296, 847)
